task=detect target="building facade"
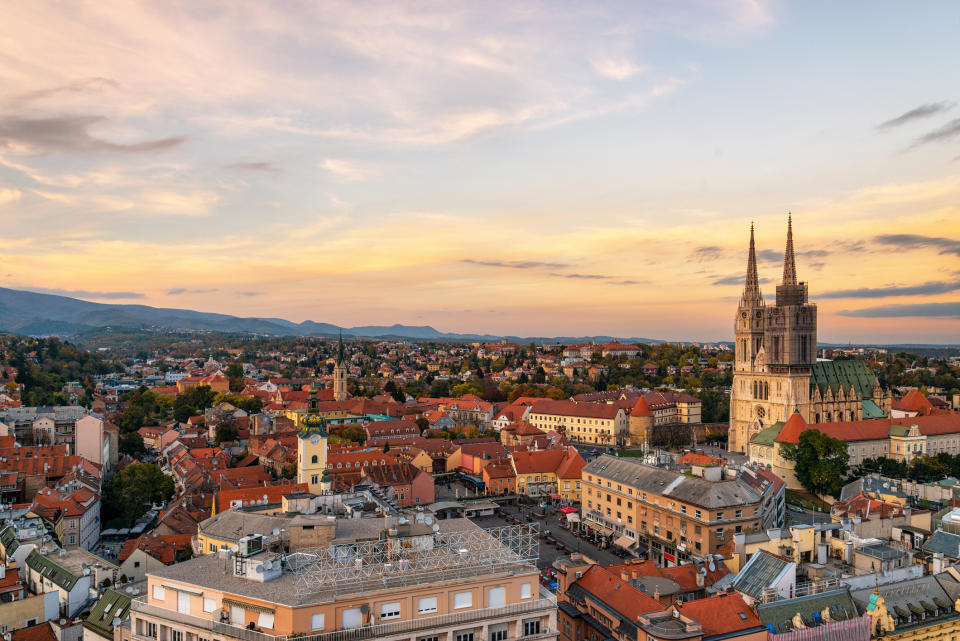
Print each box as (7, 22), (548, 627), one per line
(729, 217), (890, 453)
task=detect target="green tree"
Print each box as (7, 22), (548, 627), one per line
(780, 429), (850, 497)
(102, 463), (175, 528)
(415, 417), (429, 432)
(215, 420), (239, 444)
(341, 424), (367, 443)
(225, 363), (244, 392)
(119, 431), (146, 457)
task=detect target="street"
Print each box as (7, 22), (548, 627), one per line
(785, 505), (832, 527)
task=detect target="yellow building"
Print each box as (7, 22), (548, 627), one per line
(856, 573), (960, 641)
(725, 524), (817, 573)
(298, 378), (330, 494)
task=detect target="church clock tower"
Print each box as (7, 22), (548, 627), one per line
(297, 376), (330, 494)
(333, 332), (348, 402)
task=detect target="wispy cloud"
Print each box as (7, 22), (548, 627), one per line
(463, 259), (569, 269)
(237, 291), (263, 297)
(690, 245), (724, 262)
(167, 287), (219, 295)
(877, 102), (954, 130)
(0, 115), (186, 154)
(910, 118), (960, 148)
(224, 162), (281, 173)
(319, 158), (377, 182)
(0, 188), (22, 206)
(23, 286), (144, 300)
(820, 280), (960, 299)
(551, 273), (607, 280)
(839, 302), (960, 319)
(712, 274), (773, 286)
(874, 234), (960, 256)
(4, 77), (120, 108)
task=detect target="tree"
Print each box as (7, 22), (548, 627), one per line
(215, 420), (239, 444)
(780, 429), (850, 497)
(415, 417), (429, 432)
(102, 463), (175, 528)
(341, 424), (366, 443)
(120, 431), (146, 457)
(225, 363), (244, 392)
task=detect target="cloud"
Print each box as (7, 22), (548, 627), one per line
(0, 188), (22, 205)
(876, 102), (954, 130)
(591, 57), (648, 80)
(551, 273), (607, 280)
(237, 291), (263, 297)
(4, 77), (120, 108)
(874, 234), (960, 256)
(224, 162), (281, 173)
(24, 286), (144, 300)
(820, 280), (960, 299)
(0, 115), (186, 154)
(838, 302), (960, 319)
(319, 158), (377, 182)
(911, 118), (960, 148)
(712, 274), (774, 286)
(167, 287), (219, 295)
(690, 245), (724, 262)
(463, 259), (568, 269)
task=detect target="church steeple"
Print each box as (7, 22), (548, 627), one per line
(336, 330), (346, 366)
(332, 331), (348, 402)
(782, 212), (797, 286)
(741, 222), (763, 306)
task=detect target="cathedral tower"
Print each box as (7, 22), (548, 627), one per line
(734, 223), (766, 373)
(764, 214), (817, 367)
(333, 331), (348, 402)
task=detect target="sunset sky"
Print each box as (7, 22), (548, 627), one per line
(1, 1), (959, 343)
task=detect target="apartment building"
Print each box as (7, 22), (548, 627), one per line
(526, 400), (627, 446)
(122, 517), (557, 641)
(581, 455), (775, 565)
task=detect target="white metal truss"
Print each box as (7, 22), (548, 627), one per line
(287, 523), (539, 603)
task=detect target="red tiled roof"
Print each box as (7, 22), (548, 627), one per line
(631, 396), (653, 417)
(678, 452), (724, 467)
(511, 449), (566, 474)
(674, 592), (761, 637)
(893, 389), (933, 413)
(528, 399), (622, 419)
(574, 565), (663, 620)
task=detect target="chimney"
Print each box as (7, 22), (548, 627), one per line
(621, 570), (630, 581)
(632, 569), (639, 579)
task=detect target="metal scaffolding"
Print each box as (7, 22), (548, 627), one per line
(287, 523), (539, 603)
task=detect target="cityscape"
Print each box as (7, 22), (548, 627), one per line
(2, 4), (960, 641)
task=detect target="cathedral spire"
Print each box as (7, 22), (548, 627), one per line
(741, 223), (763, 306)
(782, 212), (797, 286)
(336, 329), (346, 366)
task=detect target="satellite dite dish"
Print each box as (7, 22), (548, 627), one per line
(231, 545), (239, 553)
(432, 524), (440, 532)
(272, 528), (280, 537)
(424, 516), (434, 525)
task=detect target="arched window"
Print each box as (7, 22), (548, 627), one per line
(763, 382), (769, 400)
(815, 413), (820, 423)
(311, 455), (318, 464)
(825, 412), (832, 422)
(850, 411), (855, 421)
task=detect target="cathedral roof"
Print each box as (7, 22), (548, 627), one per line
(810, 360), (878, 399)
(774, 411), (808, 444)
(750, 421), (784, 446)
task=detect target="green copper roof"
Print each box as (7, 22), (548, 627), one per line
(888, 424), (912, 437)
(26, 548), (78, 591)
(810, 360), (878, 398)
(862, 399), (887, 419)
(750, 421), (784, 446)
(85, 589), (132, 639)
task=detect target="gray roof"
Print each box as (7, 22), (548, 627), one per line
(197, 511), (289, 543)
(851, 573), (960, 620)
(923, 530), (960, 559)
(756, 588), (859, 633)
(582, 455), (761, 509)
(731, 550), (793, 600)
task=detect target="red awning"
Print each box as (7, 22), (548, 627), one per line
(560, 507), (578, 514)
(550, 494), (562, 500)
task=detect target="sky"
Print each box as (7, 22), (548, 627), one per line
(1, 1), (959, 344)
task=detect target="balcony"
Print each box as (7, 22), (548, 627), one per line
(131, 590), (557, 641)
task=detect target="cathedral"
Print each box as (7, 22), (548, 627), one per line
(728, 216), (890, 453)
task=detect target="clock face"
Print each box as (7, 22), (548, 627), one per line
(310, 435), (319, 445)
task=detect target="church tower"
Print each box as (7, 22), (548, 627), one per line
(333, 332), (348, 402)
(297, 376), (330, 494)
(735, 223), (766, 373)
(765, 214), (817, 367)
(730, 224), (767, 453)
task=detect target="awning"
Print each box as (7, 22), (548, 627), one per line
(222, 598), (275, 615)
(550, 494), (562, 500)
(560, 507), (578, 514)
(614, 535), (635, 548)
(566, 513), (580, 523)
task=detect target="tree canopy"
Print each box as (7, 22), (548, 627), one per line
(102, 463), (175, 528)
(780, 429), (850, 497)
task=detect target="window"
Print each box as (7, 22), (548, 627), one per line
(455, 631), (475, 641)
(490, 623), (508, 641)
(311, 474), (318, 484)
(381, 602), (401, 620)
(152, 585), (165, 601)
(454, 591), (472, 609)
(523, 619), (542, 637)
(418, 637), (439, 641)
(145, 623), (157, 639)
(134, 561), (140, 568)
(311, 614), (325, 631)
(203, 598), (216, 613)
(231, 605), (244, 625)
(342, 607), (363, 629)
(177, 591), (190, 614)
(716, 528), (723, 538)
(258, 612), (275, 629)
(681, 505), (687, 514)
(311, 455), (318, 464)
(521, 583), (532, 599)
(418, 597), (438, 614)
(735, 510), (742, 518)
(488, 586), (506, 608)
(171, 631), (183, 641)
(695, 510), (701, 519)
(209, 543), (216, 552)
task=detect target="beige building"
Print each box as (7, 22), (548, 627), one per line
(581, 455), (780, 565)
(729, 217), (890, 453)
(526, 400), (627, 446)
(122, 517), (556, 641)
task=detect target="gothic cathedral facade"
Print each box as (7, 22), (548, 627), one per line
(728, 216), (889, 453)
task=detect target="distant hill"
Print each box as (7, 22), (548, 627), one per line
(0, 287), (670, 343)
